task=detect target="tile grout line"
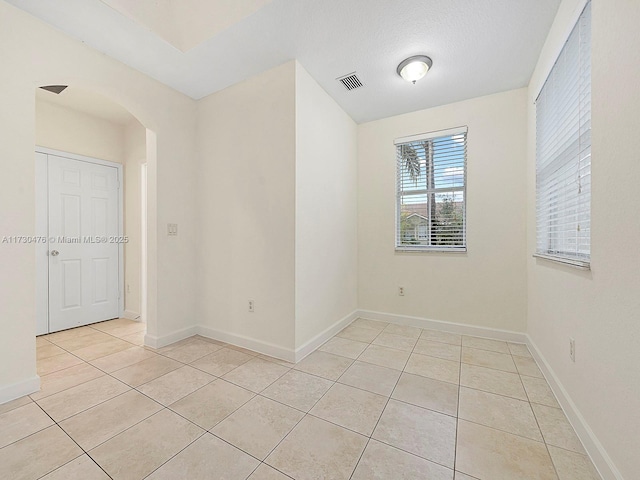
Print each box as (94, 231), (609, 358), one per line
(38, 326), (533, 429)
(46, 323), (143, 353)
(177, 347), (256, 379)
(28, 319), (594, 479)
(347, 325), (428, 480)
(365, 437), (458, 473)
(41, 332), (274, 459)
(136, 426), (209, 480)
(136, 349), (587, 478)
(123, 352), (299, 476)
(453, 332), (463, 476)
(514, 347), (562, 480)
(190, 361), (318, 477)
(30, 395), (115, 480)
(35, 323), (145, 380)
(33, 322), (207, 479)
(33, 322), (424, 477)
(251, 324), (388, 479)
(255, 351), (353, 473)
(80, 360), (214, 479)
(359, 341), (589, 454)
(120, 368), (270, 478)
(33, 345), (140, 422)
(39, 342), (181, 458)
(31, 323), (294, 478)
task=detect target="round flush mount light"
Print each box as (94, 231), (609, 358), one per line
(397, 55), (433, 84)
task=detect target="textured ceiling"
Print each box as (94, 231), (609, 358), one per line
(10, 0), (560, 123)
(99, 0), (273, 52)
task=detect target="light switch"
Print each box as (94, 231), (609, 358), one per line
(167, 223), (178, 236)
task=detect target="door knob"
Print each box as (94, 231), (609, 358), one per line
(50, 250), (59, 256)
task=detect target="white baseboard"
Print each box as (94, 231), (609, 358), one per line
(195, 310), (359, 364)
(137, 308), (620, 479)
(144, 325), (198, 349)
(197, 325), (295, 363)
(358, 309), (619, 478)
(187, 309), (522, 365)
(145, 308), (524, 364)
(294, 310), (359, 362)
(0, 376), (40, 405)
(526, 337), (622, 480)
(357, 309), (527, 343)
(122, 310), (141, 321)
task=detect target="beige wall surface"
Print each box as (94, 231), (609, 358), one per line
(527, 0), (640, 478)
(196, 61), (358, 354)
(0, 1), (197, 398)
(294, 63), (358, 348)
(36, 100), (125, 163)
(196, 61), (297, 351)
(123, 120), (147, 318)
(358, 88), (529, 332)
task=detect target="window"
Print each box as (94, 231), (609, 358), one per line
(535, 1), (591, 267)
(395, 127), (467, 251)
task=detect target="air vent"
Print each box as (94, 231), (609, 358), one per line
(40, 85), (68, 95)
(337, 72), (363, 91)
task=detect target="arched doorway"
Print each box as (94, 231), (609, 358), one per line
(34, 85), (155, 349)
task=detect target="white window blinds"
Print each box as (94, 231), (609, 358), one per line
(395, 126), (467, 251)
(536, 1), (591, 266)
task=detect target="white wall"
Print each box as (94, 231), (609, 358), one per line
(196, 61), (297, 352)
(123, 120), (147, 318)
(527, 1), (640, 478)
(35, 100), (125, 163)
(0, 1), (197, 402)
(196, 61), (358, 358)
(294, 63), (358, 349)
(358, 89), (528, 332)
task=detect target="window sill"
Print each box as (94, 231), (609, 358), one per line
(533, 253), (590, 270)
(396, 247), (467, 254)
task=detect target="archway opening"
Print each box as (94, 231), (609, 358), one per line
(34, 85), (154, 353)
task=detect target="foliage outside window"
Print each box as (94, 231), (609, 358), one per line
(395, 128), (467, 251)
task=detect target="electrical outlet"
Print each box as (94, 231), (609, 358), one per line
(248, 300), (254, 313)
(569, 338), (576, 362)
(399, 286), (405, 296)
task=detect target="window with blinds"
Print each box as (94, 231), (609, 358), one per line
(395, 126), (467, 251)
(536, 1), (591, 266)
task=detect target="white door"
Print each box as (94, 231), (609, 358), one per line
(47, 154), (120, 332)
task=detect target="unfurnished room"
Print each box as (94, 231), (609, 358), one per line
(0, 0), (638, 479)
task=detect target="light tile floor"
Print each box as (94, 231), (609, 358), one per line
(0, 318), (602, 480)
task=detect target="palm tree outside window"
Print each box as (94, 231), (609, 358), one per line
(395, 127), (467, 251)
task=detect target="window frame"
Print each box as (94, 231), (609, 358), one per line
(394, 126), (468, 253)
(534, 0), (591, 270)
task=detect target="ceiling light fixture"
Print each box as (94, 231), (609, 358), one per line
(397, 55), (433, 84)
